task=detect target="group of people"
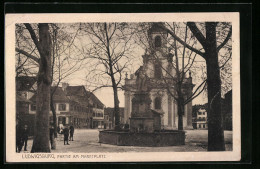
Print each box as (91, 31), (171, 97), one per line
(16, 123), (75, 153)
(62, 125), (74, 145)
(16, 124), (29, 153)
(57, 124), (75, 145)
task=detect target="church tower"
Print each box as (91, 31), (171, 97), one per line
(142, 23), (174, 80)
(123, 23), (193, 129)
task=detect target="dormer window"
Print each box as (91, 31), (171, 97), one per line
(155, 36), (162, 47)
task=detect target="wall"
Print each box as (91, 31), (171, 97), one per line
(99, 130), (185, 146)
(29, 102), (70, 115)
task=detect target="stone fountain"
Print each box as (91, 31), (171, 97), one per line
(99, 68), (185, 146)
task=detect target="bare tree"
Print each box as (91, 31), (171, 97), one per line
(15, 23), (83, 151)
(79, 23), (135, 129)
(157, 22), (232, 151)
(48, 24), (83, 142)
(15, 23), (52, 152)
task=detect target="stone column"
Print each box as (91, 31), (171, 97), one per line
(129, 92), (134, 121)
(172, 99), (176, 128)
(161, 92), (167, 127)
(124, 91), (129, 124)
(168, 93), (172, 127)
(186, 100), (193, 129)
(174, 99), (178, 128)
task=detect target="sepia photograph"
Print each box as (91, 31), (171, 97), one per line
(5, 13), (240, 162)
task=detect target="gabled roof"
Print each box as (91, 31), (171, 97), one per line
(29, 84), (105, 108)
(51, 87), (70, 102)
(66, 86), (85, 96)
(66, 85), (104, 108)
(86, 91), (104, 108)
(16, 76), (36, 91)
(30, 86), (70, 103)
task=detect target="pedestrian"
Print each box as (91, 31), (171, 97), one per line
(69, 125), (74, 141)
(59, 123), (64, 134)
(49, 125), (55, 149)
(63, 125), (70, 145)
(16, 123), (23, 153)
(57, 126), (60, 134)
(21, 124), (29, 151)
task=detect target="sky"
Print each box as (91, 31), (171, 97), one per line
(16, 22), (218, 108)
(61, 23), (211, 108)
(65, 51), (209, 108)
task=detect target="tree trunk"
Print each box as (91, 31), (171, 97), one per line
(50, 96), (57, 138)
(104, 23), (121, 130)
(31, 23), (52, 153)
(112, 80), (120, 130)
(205, 23), (225, 151)
(50, 97), (57, 150)
(177, 97), (184, 130)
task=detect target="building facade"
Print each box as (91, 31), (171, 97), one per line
(28, 83), (105, 129)
(16, 76), (37, 136)
(123, 23), (193, 129)
(222, 90), (232, 130)
(194, 108), (208, 129)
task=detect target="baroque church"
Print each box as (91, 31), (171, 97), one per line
(123, 23), (194, 129)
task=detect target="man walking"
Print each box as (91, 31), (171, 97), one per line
(21, 124), (29, 151)
(69, 125), (74, 141)
(63, 125), (70, 145)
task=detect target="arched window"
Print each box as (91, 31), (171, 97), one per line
(154, 97), (161, 109)
(154, 63), (162, 79)
(155, 36), (161, 47)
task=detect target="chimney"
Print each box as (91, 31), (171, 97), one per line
(62, 83), (69, 91)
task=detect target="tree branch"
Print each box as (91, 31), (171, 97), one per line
(159, 23), (205, 57)
(219, 52), (232, 69)
(15, 47), (39, 63)
(24, 23), (42, 54)
(217, 26), (232, 52)
(187, 22), (207, 48)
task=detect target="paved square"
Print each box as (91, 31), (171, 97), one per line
(22, 129), (232, 153)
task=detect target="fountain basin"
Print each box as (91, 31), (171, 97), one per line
(99, 130), (185, 147)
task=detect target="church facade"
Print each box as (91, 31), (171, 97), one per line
(123, 23), (193, 129)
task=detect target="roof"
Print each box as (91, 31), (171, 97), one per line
(66, 86), (104, 108)
(86, 91), (104, 108)
(29, 85), (105, 108)
(30, 86), (70, 103)
(66, 86), (85, 96)
(51, 87), (70, 102)
(16, 76), (37, 91)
